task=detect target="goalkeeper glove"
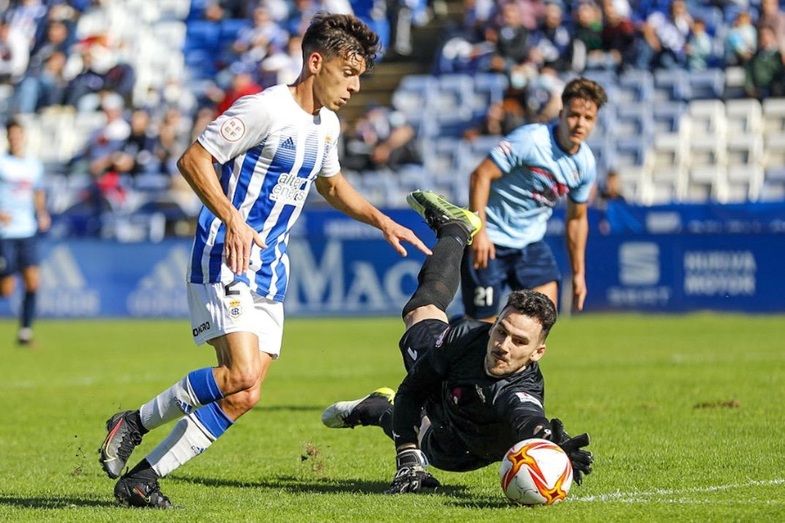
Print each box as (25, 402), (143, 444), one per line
(549, 418), (593, 486)
(385, 448), (441, 494)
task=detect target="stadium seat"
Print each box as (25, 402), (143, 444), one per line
(614, 105), (654, 139)
(472, 74), (508, 119)
(652, 132), (689, 179)
(688, 100), (727, 136)
(690, 134), (727, 167)
(613, 136), (651, 168)
(654, 69), (690, 102)
(726, 134), (763, 168)
(725, 99), (763, 135)
(764, 133), (785, 169)
(762, 98), (785, 135)
(433, 75), (475, 135)
(726, 165), (764, 201)
(645, 178), (683, 205)
(686, 166), (725, 202)
(723, 66), (747, 99)
(616, 70), (654, 104)
(688, 69), (725, 100)
(652, 102), (687, 133)
(392, 75), (437, 124)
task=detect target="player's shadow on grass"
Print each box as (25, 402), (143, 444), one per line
(176, 475), (474, 499)
(0, 495), (116, 509)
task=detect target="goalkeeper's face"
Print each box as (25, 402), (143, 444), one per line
(484, 310), (546, 378)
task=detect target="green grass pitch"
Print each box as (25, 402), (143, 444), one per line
(1, 314), (784, 522)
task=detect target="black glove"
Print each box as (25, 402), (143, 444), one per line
(385, 448), (441, 494)
(549, 418), (593, 486)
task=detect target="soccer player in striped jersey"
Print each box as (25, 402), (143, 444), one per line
(98, 13), (430, 508)
(462, 78), (607, 320)
(0, 119), (51, 346)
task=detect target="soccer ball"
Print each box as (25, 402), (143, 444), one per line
(499, 438), (573, 505)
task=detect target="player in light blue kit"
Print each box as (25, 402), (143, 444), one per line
(0, 119), (51, 346)
(462, 78), (607, 320)
(98, 14), (430, 508)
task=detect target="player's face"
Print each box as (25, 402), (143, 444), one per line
(556, 97), (598, 154)
(6, 126), (24, 156)
(485, 310), (546, 378)
(311, 51), (365, 112)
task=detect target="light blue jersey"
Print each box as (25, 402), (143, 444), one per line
(485, 123), (596, 249)
(0, 153), (43, 239)
(189, 85), (341, 302)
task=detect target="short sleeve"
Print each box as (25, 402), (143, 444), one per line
(488, 126), (532, 175)
(198, 95), (269, 164)
(319, 114), (341, 177)
(568, 150), (597, 203)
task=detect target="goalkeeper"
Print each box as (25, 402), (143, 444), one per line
(322, 190), (593, 493)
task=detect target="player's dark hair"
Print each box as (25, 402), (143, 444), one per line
(302, 12), (379, 71)
(5, 118), (23, 134)
(502, 290), (557, 339)
(562, 77), (608, 109)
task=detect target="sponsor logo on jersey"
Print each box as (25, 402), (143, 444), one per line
(434, 327), (450, 348)
(515, 391), (543, 408)
(270, 172), (309, 204)
(220, 117), (245, 142)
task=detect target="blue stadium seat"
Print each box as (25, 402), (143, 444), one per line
(220, 19), (251, 43)
(613, 136), (650, 167)
(392, 75), (437, 124)
(617, 70), (654, 104)
(654, 69), (690, 102)
(434, 74), (474, 125)
(652, 102), (687, 133)
(688, 68), (725, 100)
(472, 73), (508, 118)
(185, 21), (221, 52)
(614, 105), (655, 140)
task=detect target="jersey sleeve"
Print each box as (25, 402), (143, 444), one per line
(495, 386), (550, 443)
(568, 149), (598, 203)
(319, 113), (341, 177)
(488, 126), (533, 175)
(198, 95), (269, 164)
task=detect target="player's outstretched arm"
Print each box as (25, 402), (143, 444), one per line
(177, 142), (265, 274)
(315, 173), (431, 256)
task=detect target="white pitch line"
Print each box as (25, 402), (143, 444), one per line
(571, 479), (785, 503)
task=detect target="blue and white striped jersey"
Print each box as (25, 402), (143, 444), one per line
(485, 123), (597, 249)
(0, 152), (43, 239)
(189, 85), (341, 301)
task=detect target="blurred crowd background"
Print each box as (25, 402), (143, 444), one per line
(0, 0), (783, 242)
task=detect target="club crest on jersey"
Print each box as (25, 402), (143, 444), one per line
(220, 117), (246, 142)
(228, 298), (243, 318)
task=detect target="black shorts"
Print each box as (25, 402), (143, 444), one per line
(460, 240), (561, 318)
(0, 237), (39, 277)
(398, 319), (450, 372)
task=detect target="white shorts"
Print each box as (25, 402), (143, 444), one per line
(187, 281), (284, 358)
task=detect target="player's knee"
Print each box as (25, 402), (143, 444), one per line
(223, 366), (262, 394)
(223, 387), (261, 413)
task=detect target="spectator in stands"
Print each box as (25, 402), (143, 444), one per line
(72, 92), (131, 178)
(636, 0), (692, 69)
(600, 0), (637, 71)
(529, 1), (572, 72)
(464, 88), (527, 140)
(597, 168), (625, 203)
(260, 35), (304, 87)
(153, 107), (189, 176)
(685, 18), (713, 71)
(285, 0), (321, 36)
(111, 109), (158, 177)
(343, 105), (420, 171)
(26, 19), (71, 75)
(4, 0), (48, 49)
(0, 18), (30, 84)
(486, 1), (531, 77)
(213, 67), (263, 115)
(65, 36), (135, 110)
(13, 50), (68, 113)
(232, 6), (290, 65)
(522, 66), (564, 122)
(745, 26), (785, 99)
(758, 0), (785, 55)
(725, 12), (756, 66)
(570, 0), (605, 71)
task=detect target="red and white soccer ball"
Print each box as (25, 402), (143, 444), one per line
(499, 438), (573, 505)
